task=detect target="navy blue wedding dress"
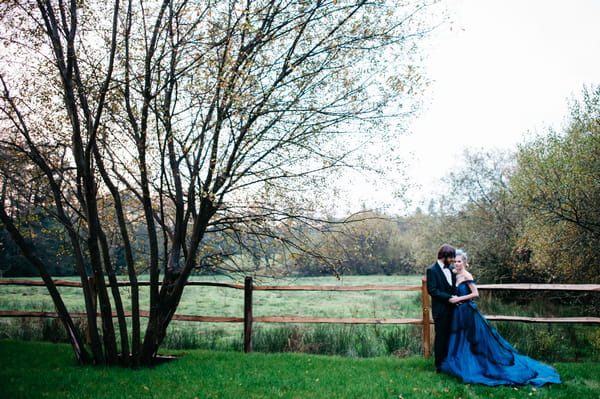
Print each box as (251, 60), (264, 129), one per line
(440, 281), (562, 387)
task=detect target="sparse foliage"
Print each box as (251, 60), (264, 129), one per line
(0, 0), (433, 366)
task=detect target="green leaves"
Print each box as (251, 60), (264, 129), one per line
(510, 85), (600, 283)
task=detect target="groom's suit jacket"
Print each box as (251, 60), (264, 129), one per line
(426, 262), (456, 321)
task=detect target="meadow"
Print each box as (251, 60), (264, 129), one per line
(0, 275), (598, 361)
(0, 275), (424, 318)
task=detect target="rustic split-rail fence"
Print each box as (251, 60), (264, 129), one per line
(1, 277), (599, 358)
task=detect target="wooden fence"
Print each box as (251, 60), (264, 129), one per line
(1, 277), (599, 358)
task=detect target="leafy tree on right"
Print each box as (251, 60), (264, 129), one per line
(510, 84), (600, 284)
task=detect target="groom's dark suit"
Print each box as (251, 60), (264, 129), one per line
(426, 261), (456, 370)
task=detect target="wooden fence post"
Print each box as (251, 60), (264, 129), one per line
(421, 277), (431, 359)
(244, 276), (253, 353)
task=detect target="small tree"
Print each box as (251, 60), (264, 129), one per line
(404, 148), (519, 281)
(317, 212), (415, 275)
(445, 148), (519, 283)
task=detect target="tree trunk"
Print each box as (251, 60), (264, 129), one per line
(93, 145), (141, 366)
(0, 206), (92, 365)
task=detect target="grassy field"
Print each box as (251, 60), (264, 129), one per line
(1, 339), (598, 399)
(0, 274), (423, 337)
(0, 275), (424, 317)
(1, 275), (598, 361)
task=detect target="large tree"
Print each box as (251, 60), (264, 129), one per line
(0, 0), (432, 366)
(510, 85), (600, 283)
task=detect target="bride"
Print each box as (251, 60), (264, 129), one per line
(440, 249), (562, 387)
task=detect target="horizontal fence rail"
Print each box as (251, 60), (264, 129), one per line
(1, 277), (599, 357)
(3, 279), (599, 291)
(477, 283), (600, 291)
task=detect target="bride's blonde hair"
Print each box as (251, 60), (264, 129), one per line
(456, 249), (469, 268)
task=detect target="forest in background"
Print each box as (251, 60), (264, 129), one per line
(3, 85), (599, 289)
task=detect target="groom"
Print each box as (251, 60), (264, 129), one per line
(426, 244), (458, 372)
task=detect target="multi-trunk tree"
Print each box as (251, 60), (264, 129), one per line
(0, 0), (432, 367)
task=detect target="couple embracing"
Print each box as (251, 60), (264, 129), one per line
(426, 244), (561, 387)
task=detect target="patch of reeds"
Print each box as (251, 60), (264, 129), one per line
(250, 324), (423, 358)
(1, 314), (597, 361)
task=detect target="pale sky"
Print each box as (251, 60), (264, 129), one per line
(398, 0), (600, 211)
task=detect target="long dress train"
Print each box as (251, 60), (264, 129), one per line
(440, 281), (561, 387)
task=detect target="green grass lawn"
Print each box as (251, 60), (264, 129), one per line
(1, 339), (598, 399)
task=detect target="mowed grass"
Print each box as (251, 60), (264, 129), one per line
(0, 339), (597, 399)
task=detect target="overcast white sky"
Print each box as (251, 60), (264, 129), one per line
(395, 0), (600, 211)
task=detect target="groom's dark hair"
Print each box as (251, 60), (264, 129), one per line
(437, 244), (456, 260)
